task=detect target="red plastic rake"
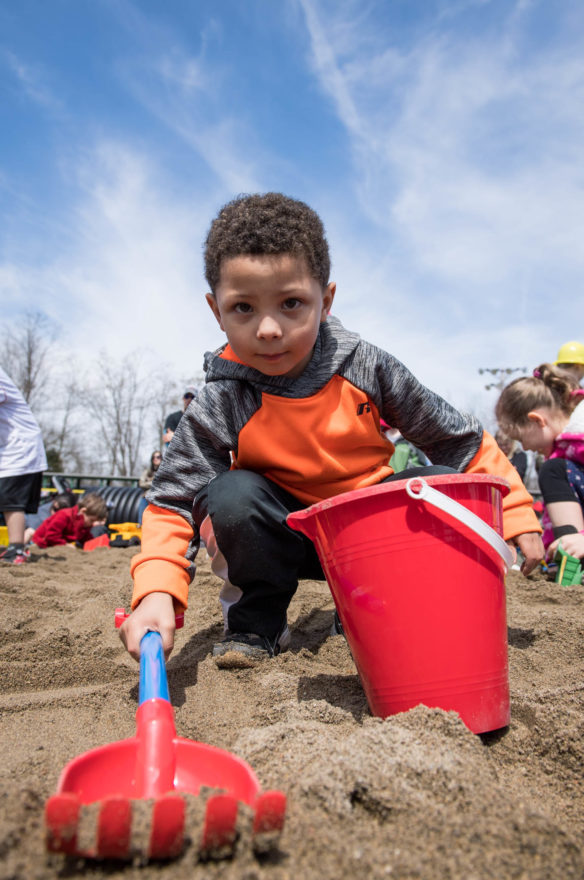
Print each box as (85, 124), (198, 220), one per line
(45, 624), (286, 860)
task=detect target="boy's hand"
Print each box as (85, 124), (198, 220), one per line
(547, 533), (584, 561)
(507, 532), (545, 576)
(119, 592), (176, 661)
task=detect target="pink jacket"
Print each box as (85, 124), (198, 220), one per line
(549, 398), (584, 465)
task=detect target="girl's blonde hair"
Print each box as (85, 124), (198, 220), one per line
(495, 363), (581, 434)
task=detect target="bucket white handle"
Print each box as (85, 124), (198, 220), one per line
(405, 477), (514, 572)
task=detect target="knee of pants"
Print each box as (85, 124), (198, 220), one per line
(207, 470), (276, 528)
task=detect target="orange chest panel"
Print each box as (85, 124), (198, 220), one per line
(234, 375), (394, 503)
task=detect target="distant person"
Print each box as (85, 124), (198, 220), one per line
(163, 387), (198, 448)
(139, 450), (162, 492)
(31, 492), (108, 549)
(24, 491), (76, 543)
(496, 363), (584, 554)
(137, 450), (162, 524)
(119, 192), (542, 664)
(381, 420), (430, 472)
(495, 429), (528, 482)
(555, 341), (584, 384)
(0, 368), (48, 564)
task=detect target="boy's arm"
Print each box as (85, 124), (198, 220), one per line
(464, 431), (544, 574)
(368, 348), (543, 568)
(130, 504), (195, 610)
(464, 431), (541, 540)
(123, 505), (196, 661)
(123, 385), (238, 658)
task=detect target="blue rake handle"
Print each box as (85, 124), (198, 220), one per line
(139, 631), (170, 704)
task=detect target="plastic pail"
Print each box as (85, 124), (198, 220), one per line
(287, 474), (512, 734)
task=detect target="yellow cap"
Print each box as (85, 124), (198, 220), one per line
(555, 341), (584, 366)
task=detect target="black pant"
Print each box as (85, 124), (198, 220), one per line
(202, 466), (455, 638)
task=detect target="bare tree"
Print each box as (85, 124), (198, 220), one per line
(478, 367), (528, 393)
(39, 376), (87, 472)
(0, 310), (58, 407)
(85, 352), (161, 476)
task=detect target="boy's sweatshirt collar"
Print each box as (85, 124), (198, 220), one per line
(203, 315), (361, 391)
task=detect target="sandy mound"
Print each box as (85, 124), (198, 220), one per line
(0, 543), (582, 879)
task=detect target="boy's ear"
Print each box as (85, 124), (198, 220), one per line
(321, 282), (336, 320)
(527, 411), (546, 427)
(206, 293), (225, 331)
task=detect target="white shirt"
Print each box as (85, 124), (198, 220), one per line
(565, 398), (584, 433)
(0, 369), (48, 477)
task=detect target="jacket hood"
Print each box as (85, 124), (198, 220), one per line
(203, 315), (361, 394)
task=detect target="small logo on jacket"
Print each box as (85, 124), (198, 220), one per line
(356, 402), (371, 415)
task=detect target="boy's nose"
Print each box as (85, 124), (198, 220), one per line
(257, 315), (282, 338)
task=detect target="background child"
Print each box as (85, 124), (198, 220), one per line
(120, 192), (543, 662)
(554, 341), (584, 383)
(23, 491), (76, 544)
(31, 492), (108, 548)
(496, 363), (584, 558)
(0, 368), (48, 564)
(495, 429), (528, 483)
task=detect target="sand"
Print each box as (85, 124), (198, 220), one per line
(1, 543), (583, 879)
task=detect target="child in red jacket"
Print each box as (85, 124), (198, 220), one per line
(31, 493), (108, 548)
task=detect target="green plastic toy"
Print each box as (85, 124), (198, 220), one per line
(554, 542), (583, 586)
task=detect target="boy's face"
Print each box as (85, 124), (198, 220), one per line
(207, 254), (335, 378)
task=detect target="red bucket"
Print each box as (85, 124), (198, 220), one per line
(287, 473), (512, 734)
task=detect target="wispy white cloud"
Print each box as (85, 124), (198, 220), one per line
(2, 49), (62, 112)
(105, 0), (270, 194)
(297, 0), (584, 415)
(1, 140), (224, 378)
(300, 1), (584, 274)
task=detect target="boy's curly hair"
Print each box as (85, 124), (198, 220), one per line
(204, 193), (331, 292)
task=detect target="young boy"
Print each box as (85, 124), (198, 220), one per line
(120, 193), (543, 662)
(31, 492), (108, 548)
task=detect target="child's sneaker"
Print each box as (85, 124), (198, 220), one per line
(0, 545), (29, 564)
(213, 623), (290, 659)
(330, 610), (345, 637)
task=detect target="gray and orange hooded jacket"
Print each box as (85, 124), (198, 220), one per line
(131, 316), (540, 610)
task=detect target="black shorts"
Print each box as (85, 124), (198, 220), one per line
(0, 472), (43, 513)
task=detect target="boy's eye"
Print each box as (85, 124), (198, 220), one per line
(282, 298), (302, 310)
(234, 302), (253, 314)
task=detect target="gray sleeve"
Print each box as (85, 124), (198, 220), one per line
(344, 342), (484, 470)
(146, 383), (239, 527)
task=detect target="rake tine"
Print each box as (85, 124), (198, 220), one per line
(45, 793), (80, 855)
(149, 795), (186, 860)
(96, 797), (132, 859)
(252, 790), (286, 852)
(200, 794), (239, 858)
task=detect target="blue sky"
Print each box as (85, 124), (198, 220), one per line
(2, 0), (584, 426)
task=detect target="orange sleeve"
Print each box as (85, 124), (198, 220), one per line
(464, 431), (541, 540)
(129, 504), (194, 610)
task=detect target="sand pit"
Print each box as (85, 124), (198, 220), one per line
(1, 543), (583, 879)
